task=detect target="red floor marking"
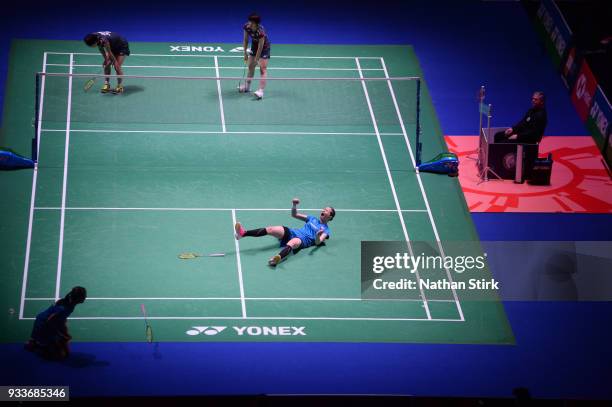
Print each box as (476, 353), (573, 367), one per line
(445, 135), (612, 213)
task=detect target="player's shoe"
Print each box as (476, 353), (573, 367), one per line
(234, 222), (246, 240)
(254, 89), (264, 100)
(268, 254), (281, 267)
(238, 83), (250, 93)
(100, 83), (112, 93)
(111, 85), (124, 94)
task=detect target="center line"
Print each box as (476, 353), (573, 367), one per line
(214, 56), (226, 133)
(231, 209), (247, 318)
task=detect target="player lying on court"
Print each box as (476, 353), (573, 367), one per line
(25, 286), (87, 360)
(83, 31), (131, 94)
(239, 12), (270, 99)
(235, 199), (334, 266)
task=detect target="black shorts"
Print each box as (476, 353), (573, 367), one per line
(280, 226), (302, 254)
(250, 44), (271, 59)
(111, 41), (130, 56)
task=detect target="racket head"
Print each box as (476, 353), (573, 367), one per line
(146, 325), (153, 343)
(84, 78), (96, 92)
(178, 253), (200, 259)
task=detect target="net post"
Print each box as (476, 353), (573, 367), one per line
(32, 72), (40, 163)
(415, 78), (422, 166)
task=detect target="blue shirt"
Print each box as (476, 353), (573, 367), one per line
(32, 302), (75, 343)
(291, 215), (331, 248)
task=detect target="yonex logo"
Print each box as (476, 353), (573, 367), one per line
(169, 46), (244, 53)
(233, 326), (306, 336)
(186, 326), (227, 336)
(185, 326), (307, 337)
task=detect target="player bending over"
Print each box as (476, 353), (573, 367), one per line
(239, 13), (271, 99)
(25, 286), (87, 360)
(235, 198), (334, 266)
(83, 31), (131, 94)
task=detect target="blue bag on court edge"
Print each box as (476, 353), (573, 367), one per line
(417, 152), (459, 176)
(0, 148), (35, 170)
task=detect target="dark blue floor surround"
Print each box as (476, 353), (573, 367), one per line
(2, 302), (611, 399)
(1, 0), (610, 399)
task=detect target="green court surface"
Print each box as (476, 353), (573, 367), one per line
(0, 40), (514, 343)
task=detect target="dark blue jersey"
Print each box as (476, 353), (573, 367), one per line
(31, 302), (76, 344)
(243, 24), (271, 52)
(90, 31), (130, 56)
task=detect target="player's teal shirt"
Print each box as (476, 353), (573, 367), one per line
(291, 215), (331, 248)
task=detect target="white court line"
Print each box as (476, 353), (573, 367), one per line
(47, 52), (382, 59)
(231, 209), (247, 318)
(213, 56), (226, 133)
(47, 63), (384, 71)
(40, 72), (418, 81)
(55, 53), (74, 301)
(356, 58), (432, 320)
(19, 52), (47, 320)
(19, 316), (463, 322)
(41, 129), (403, 136)
(34, 207), (428, 213)
(380, 57), (464, 321)
(25, 296), (456, 302)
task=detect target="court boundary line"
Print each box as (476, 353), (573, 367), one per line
(231, 209), (247, 318)
(356, 57), (432, 320)
(213, 56), (226, 133)
(21, 296), (459, 321)
(20, 50), (466, 325)
(54, 53), (73, 301)
(19, 316), (463, 322)
(39, 72), (418, 81)
(24, 297), (456, 302)
(33, 207), (428, 213)
(41, 129), (405, 136)
(18, 52), (47, 320)
(46, 52), (383, 59)
(380, 57), (465, 321)
(47, 63), (385, 71)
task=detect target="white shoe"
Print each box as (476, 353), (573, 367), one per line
(238, 84), (250, 93)
(254, 89), (264, 99)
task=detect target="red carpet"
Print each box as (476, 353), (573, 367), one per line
(445, 136), (612, 213)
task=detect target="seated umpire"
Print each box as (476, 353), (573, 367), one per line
(495, 91), (547, 144)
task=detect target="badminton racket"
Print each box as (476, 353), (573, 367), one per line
(178, 252), (225, 259)
(140, 303), (153, 343)
(84, 77), (97, 92)
(85, 58), (116, 92)
(237, 49), (253, 91)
